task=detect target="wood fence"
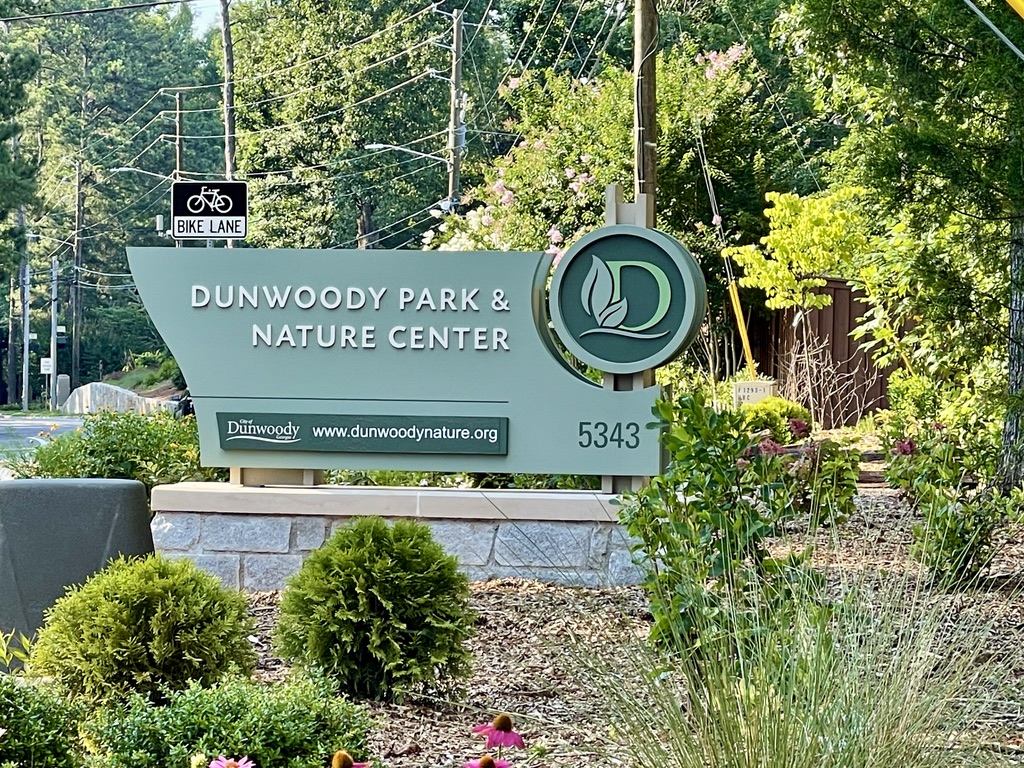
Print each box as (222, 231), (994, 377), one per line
(745, 278), (890, 429)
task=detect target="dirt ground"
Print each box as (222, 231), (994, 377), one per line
(246, 482), (1024, 768)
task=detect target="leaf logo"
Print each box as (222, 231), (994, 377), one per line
(581, 255), (629, 329)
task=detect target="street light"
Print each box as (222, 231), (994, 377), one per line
(364, 144), (458, 212)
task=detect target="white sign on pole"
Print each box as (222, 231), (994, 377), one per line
(40, 357), (54, 375)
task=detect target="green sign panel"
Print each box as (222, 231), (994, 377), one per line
(127, 229), (705, 475)
(549, 225), (706, 374)
(218, 413), (508, 454)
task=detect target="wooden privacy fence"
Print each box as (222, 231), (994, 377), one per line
(745, 278), (891, 429)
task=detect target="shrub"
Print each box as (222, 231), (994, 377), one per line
(619, 393), (811, 649)
(786, 438), (862, 527)
(740, 395), (812, 443)
(275, 517), (475, 701)
(10, 410), (226, 493)
(83, 675), (372, 768)
(0, 675), (81, 768)
(30, 554), (255, 704)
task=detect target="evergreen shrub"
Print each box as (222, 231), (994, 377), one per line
(30, 554), (255, 703)
(0, 675), (81, 768)
(275, 517), (474, 701)
(84, 675), (371, 768)
(740, 396), (811, 443)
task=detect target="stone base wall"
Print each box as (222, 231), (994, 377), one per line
(150, 483), (642, 591)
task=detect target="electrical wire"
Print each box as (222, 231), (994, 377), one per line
(1, 0), (190, 24)
(329, 201), (440, 248)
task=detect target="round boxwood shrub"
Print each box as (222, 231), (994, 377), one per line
(0, 674), (81, 768)
(30, 554), (255, 703)
(275, 517), (475, 701)
(740, 396), (812, 443)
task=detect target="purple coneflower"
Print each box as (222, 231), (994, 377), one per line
(472, 714), (525, 749)
(463, 756), (509, 768)
(208, 757), (254, 768)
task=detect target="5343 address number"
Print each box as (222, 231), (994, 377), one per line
(578, 421), (641, 449)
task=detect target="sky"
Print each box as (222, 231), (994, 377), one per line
(188, 0), (220, 34)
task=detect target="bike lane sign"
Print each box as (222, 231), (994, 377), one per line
(170, 181), (248, 240)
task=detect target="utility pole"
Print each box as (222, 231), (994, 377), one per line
(355, 197), (377, 249)
(446, 8), (464, 212)
(71, 161), (84, 390)
(633, 0), (658, 221)
(219, 0), (238, 248)
(11, 134), (29, 410)
(174, 90), (184, 249)
(6, 276), (15, 405)
(49, 248), (57, 408)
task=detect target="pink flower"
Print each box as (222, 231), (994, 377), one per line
(565, 167), (577, 179)
(492, 179), (506, 196)
(712, 214), (722, 227)
(499, 190), (514, 206)
(463, 757), (508, 768)
(545, 244), (565, 264)
(506, 77), (521, 90)
(209, 758), (254, 768)
(757, 438), (787, 457)
(547, 225), (563, 244)
(473, 714), (525, 749)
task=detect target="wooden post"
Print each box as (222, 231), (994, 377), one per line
(602, 184), (655, 495)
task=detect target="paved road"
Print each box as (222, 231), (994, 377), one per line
(0, 415), (83, 454)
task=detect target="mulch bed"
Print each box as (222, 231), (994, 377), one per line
(246, 485), (1024, 767)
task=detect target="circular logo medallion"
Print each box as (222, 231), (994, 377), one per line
(548, 225), (707, 374)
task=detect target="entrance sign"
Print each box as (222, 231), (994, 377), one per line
(548, 225), (706, 375)
(170, 181), (248, 240)
(127, 235), (706, 475)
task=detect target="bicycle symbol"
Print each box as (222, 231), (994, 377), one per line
(186, 186), (233, 214)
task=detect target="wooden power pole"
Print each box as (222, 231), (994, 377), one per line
(633, 0), (658, 221)
(71, 162), (84, 390)
(219, 0), (237, 248)
(446, 8), (464, 212)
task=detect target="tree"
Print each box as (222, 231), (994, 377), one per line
(19, 1), (222, 382)
(0, 1), (40, 271)
(795, 0), (1024, 486)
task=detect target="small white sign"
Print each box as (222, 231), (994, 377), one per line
(40, 357), (54, 375)
(733, 380), (777, 408)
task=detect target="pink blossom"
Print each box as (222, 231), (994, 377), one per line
(532, 138), (546, 149)
(473, 715), (525, 750)
(704, 43), (745, 80)
(492, 179), (506, 196)
(480, 211), (494, 227)
(506, 77), (521, 90)
(547, 225), (563, 244)
(545, 244), (565, 264)
(499, 189), (514, 206)
(463, 758), (508, 768)
(757, 438), (787, 457)
(565, 167), (577, 179)
(209, 757), (254, 768)
(712, 214), (722, 227)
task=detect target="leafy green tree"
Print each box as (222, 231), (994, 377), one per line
(230, 0), (501, 250)
(18, 1), (222, 382)
(795, 0), (1024, 485)
(0, 1), (40, 271)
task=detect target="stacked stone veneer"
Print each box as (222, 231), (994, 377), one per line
(150, 483), (643, 591)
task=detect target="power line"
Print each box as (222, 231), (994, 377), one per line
(0, 0), (190, 24)
(166, 37), (443, 116)
(160, 2), (440, 93)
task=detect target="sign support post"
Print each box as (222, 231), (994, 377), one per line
(603, 184), (656, 495)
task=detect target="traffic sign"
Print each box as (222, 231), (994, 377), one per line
(40, 357), (53, 375)
(171, 181), (248, 241)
